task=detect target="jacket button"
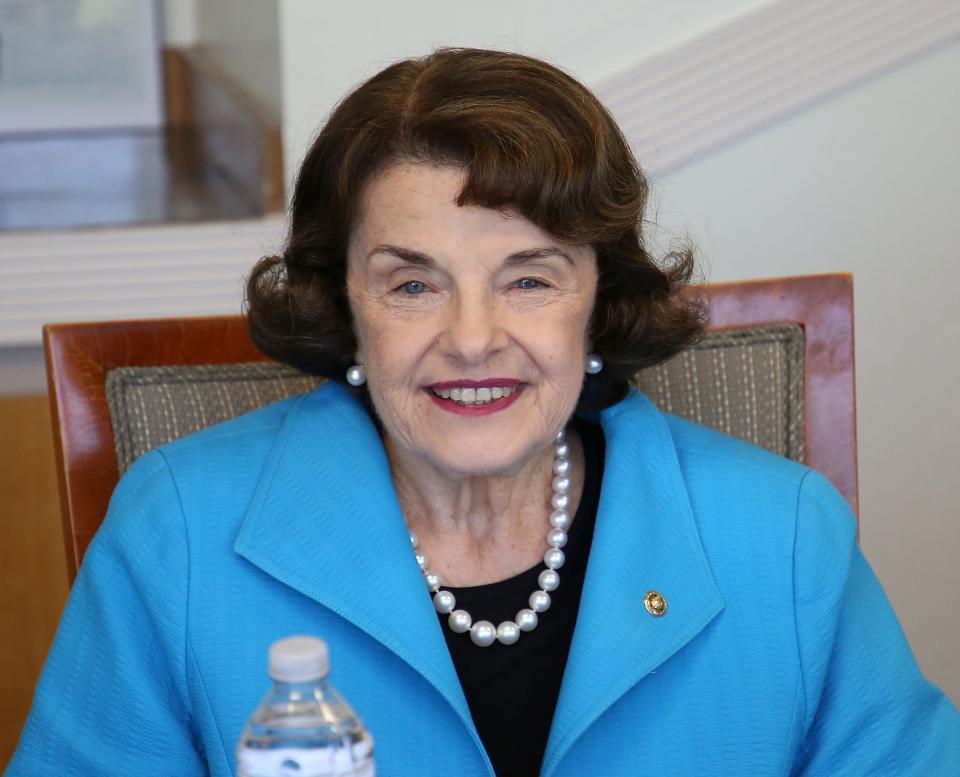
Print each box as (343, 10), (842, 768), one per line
(644, 591), (667, 617)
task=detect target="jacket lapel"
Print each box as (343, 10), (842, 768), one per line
(233, 382), (474, 730)
(234, 383), (724, 775)
(542, 392), (725, 777)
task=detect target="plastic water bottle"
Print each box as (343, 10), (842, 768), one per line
(236, 636), (375, 777)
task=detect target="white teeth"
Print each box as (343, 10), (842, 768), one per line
(431, 385), (521, 405)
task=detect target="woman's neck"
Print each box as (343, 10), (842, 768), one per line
(386, 428), (585, 586)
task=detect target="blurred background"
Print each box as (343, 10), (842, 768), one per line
(0, 0), (957, 765)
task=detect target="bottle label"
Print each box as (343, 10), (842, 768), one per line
(238, 744), (374, 777)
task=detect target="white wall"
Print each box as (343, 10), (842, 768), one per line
(162, 0), (198, 47)
(195, 0), (281, 117)
(162, 0), (282, 118)
(651, 40), (960, 703)
(278, 0), (772, 194)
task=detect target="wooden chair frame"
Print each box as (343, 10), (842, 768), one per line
(44, 273), (857, 583)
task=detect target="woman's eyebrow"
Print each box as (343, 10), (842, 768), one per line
(367, 244), (574, 267)
(368, 245), (436, 267)
(504, 247), (575, 266)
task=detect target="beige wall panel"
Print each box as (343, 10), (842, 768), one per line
(0, 395), (68, 769)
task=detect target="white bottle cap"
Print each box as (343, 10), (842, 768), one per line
(268, 636), (330, 683)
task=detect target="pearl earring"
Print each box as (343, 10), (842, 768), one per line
(345, 364), (366, 386)
(584, 354), (603, 375)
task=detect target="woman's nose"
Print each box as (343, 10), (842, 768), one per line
(442, 293), (507, 366)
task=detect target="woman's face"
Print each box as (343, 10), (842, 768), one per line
(346, 162), (598, 478)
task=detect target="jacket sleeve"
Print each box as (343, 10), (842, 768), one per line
(5, 450), (208, 776)
(791, 470), (960, 776)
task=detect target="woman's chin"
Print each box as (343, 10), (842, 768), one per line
(397, 428), (530, 479)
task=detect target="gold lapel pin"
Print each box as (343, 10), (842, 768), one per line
(644, 590), (667, 617)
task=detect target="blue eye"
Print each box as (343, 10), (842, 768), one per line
(398, 281), (428, 294)
(514, 278), (546, 290)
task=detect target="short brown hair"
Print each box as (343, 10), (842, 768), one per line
(246, 47), (705, 408)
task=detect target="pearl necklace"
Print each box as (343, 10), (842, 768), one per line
(410, 429), (572, 647)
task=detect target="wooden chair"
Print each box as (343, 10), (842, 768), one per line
(44, 273), (858, 584)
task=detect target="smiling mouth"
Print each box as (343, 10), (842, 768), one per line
(430, 384), (521, 406)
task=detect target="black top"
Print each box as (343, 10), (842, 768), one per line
(441, 417), (605, 777)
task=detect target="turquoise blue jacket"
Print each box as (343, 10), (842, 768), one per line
(7, 381), (959, 775)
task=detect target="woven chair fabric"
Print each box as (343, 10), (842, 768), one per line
(105, 323), (804, 475)
(106, 363), (319, 474)
(635, 323), (804, 462)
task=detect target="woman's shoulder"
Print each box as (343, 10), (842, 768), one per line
(657, 408), (856, 568)
(158, 391), (305, 465)
(602, 388), (808, 484)
(105, 392), (308, 536)
(662, 410), (810, 490)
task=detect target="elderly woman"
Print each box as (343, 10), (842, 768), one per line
(8, 48), (959, 776)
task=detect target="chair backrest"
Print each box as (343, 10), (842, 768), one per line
(44, 273), (857, 583)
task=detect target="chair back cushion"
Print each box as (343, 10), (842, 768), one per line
(635, 323), (804, 462)
(106, 363), (318, 474)
(105, 323), (804, 475)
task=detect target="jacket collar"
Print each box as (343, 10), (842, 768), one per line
(233, 382), (470, 724)
(235, 381), (724, 773)
(541, 391), (725, 776)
